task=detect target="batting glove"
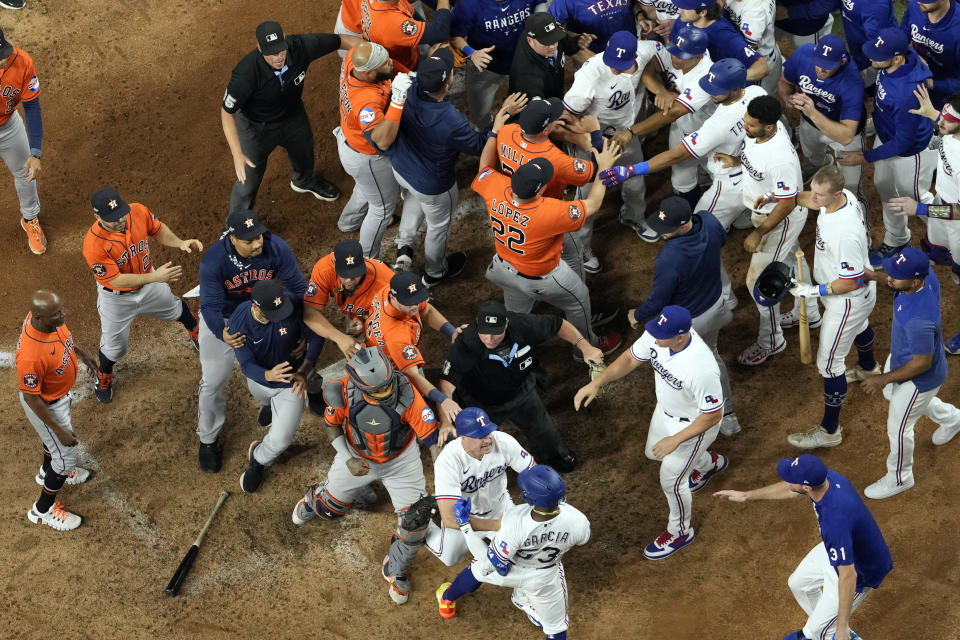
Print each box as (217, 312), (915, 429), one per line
(599, 161), (649, 186)
(391, 72), (413, 105)
(453, 496), (472, 526)
(789, 280), (821, 298)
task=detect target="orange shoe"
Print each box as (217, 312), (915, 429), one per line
(436, 582), (455, 619)
(21, 217), (47, 255)
(187, 311), (199, 350)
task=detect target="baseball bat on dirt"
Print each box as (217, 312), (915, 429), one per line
(165, 490), (229, 597)
(794, 250), (813, 365)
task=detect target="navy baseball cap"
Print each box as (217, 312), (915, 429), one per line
(646, 197), (692, 235)
(476, 300), (508, 334)
(227, 210), (268, 241)
(455, 407), (499, 439)
(511, 157), (554, 199)
(883, 247), (929, 280)
(0, 29), (13, 59)
(861, 27), (910, 62)
(518, 97), (564, 135)
(91, 187), (131, 222)
(417, 47), (455, 93)
(603, 31), (639, 71)
(644, 305), (692, 339)
(390, 271), (429, 306)
(777, 454), (828, 486)
(256, 21), (287, 55)
(813, 34), (847, 71)
(672, 0), (715, 8)
(699, 58), (748, 95)
(334, 239), (366, 279)
(252, 279), (294, 322)
(525, 13), (566, 45)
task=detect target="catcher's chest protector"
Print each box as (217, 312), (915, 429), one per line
(346, 381), (415, 457)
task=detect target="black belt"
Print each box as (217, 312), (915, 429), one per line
(498, 256), (544, 280)
(663, 411), (691, 423)
(46, 395), (69, 406)
(100, 285), (140, 295)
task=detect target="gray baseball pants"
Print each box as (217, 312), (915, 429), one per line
(245, 379), (304, 465)
(196, 317), (237, 445)
(20, 393), (77, 475)
(393, 170), (457, 278)
(1, 111), (40, 220)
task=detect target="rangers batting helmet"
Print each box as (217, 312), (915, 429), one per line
(753, 261), (793, 307)
(455, 407), (499, 438)
(699, 58), (747, 96)
(345, 346), (395, 393)
(667, 24), (708, 60)
(518, 465), (566, 509)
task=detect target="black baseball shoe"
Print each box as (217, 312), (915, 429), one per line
(240, 441), (266, 493)
(422, 252), (467, 288)
(198, 440), (221, 474)
(257, 404), (272, 428)
(549, 450), (578, 473)
(590, 300), (620, 328)
(290, 176), (340, 202)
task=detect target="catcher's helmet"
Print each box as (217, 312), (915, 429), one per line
(667, 24), (708, 60)
(518, 465), (566, 509)
(699, 58), (748, 96)
(345, 346), (394, 393)
(753, 261), (793, 307)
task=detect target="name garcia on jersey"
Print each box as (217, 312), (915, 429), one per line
(523, 529), (572, 548)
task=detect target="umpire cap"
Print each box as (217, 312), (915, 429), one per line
(752, 261), (793, 307)
(455, 407), (499, 439)
(256, 21), (287, 55)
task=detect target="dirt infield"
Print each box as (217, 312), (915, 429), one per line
(2, 2), (959, 638)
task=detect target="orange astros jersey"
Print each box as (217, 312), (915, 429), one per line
(495, 123), (596, 199)
(471, 165), (587, 276)
(82, 203), (163, 291)
(16, 314), (78, 403)
(363, 284), (427, 372)
(360, 0), (424, 73)
(0, 48), (41, 127)
(304, 253), (395, 320)
(339, 48), (392, 155)
(341, 0), (363, 33)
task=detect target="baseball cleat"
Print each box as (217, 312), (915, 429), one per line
(779, 308), (822, 329)
(382, 555), (410, 604)
(689, 453), (728, 493)
(719, 413), (742, 436)
(257, 404), (272, 428)
(0, 0), (27, 9)
(636, 224), (660, 243)
(590, 300), (620, 328)
(94, 371), (114, 403)
(27, 501), (81, 531)
(869, 242), (908, 270)
(436, 582), (456, 619)
(864, 474), (914, 500)
(20, 217), (47, 255)
(582, 256), (601, 274)
(187, 313), (200, 350)
(595, 332), (622, 356)
(787, 426), (842, 449)
(643, 529), (695, 560)
(845, 363), (881, 383)
(239, 441), (265, 494)
(737, 341), (786, 366)
(289, 177), (340, 202)
(35, 467), (90, 486)
(197, 440), (221, 473)
(292, 483), (321, 525)
(393, 245), (414, 272)
(932, 419), (960, 446)
(945, 332), (960, 355)
(422, 251), (468, 287)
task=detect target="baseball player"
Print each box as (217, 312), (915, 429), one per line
(838, 28), (936, 269)
(672, 0), (768, 86)
(221, 23), (352, 211)
(715, 454), (893, 640)
(625, 198), (742, 437)
(450, 0), (537, 128)
(360, 0), (452, 74)
(196, 210), (307, 474)
(780, 34), (866, 205)
(638, 0), (679, 40)
(575, 305), (728, 559)
(473, 103), (623, 354)
(291, 346), (455, 605)
(773, 0), (836, 51)
(901, 0), (960, 109)
(0, 29), (46, 255)
(17, 291), (99, 531)
(335, 42), (410, 259)
(839, 0), (898, 87)
(548, 0), (638, 53)
(425, 407), (535, 566)
(435, 465), (590, 640)
(563, 31), (660, 266)
(719, 0), (782, 95)
(763, 166), (879, 450)
(855, 248), (960, 499)
(82, 187), (202, 404)
(228, 279), (323, 493)
(337, 0), (364, 47)
(303, 238), (394, 361)
(714, 95), (814, 366)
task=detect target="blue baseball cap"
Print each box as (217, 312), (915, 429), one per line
(645, 196), (692, 235)
(813, 34), (847, 71)
(861, 27), (910, 62)
(777, 454), (828, 486)
(455, 407), (499, 439)
(644, 305), (692, 339)
(603, 31), (638, 71)
(672, 0), (715, 8)
(511, 157), (554, 199)
(883, 247), (929, 280)
(699, 58), (748, 95)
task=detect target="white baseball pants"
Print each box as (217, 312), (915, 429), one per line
(244, 379), (304, 465)
(470, 560), (571, 635)
(393, 170), (458, 278)
(816, 284), (876, 378)
(96, 281), (183, 362)
(20, 393), (77, 475)
(0, 111), (40, 220)
(872, 139), (935, 248)
(324, 443), (426, 513)
(788, 542), (872, 640)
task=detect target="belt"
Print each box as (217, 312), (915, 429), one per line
(663, 411), (691, 423)
(498, 255), (544, 280)
(45, 395), (69, 406)
(100, 285), (140, 295)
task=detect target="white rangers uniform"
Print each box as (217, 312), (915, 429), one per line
(631, 329), (723, 540)
(425, 432), (535, 566)
(471, 502), (591, 636)
(740, 122), (814, 352)
(722, 0), (783, 95)
(653, 42), (716, 194)
(925, 134), (960, 267)
(812, 190), (877, 378)
(639, 0), (678, 22)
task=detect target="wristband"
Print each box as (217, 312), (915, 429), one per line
(818, 284), (829, 296)
(634, 161), (650, 175)
(427, 388), (449, 404)
(462, 45), (476, 56)
(331, 435), (351, 457)
(440, 321), (456, 338)
(590, 129), (603, 151)
(487, 130), (498, 139)
(385, 102), (404, 123)
(574, 336), (584, 347)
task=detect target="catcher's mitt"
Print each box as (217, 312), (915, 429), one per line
(588, 362), (607, 399)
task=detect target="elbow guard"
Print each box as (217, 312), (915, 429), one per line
(486, 546), (511, 576)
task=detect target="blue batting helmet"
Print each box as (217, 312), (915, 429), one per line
(752, 261), (793, 307)
(517, 465), (566, 509)
(455, 407), (499, 439)
(699, 58), (747, 95)
(667, 24), (708, 60)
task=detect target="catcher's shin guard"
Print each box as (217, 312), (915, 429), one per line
(388, 494), (436, 576)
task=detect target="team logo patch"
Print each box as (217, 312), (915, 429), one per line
(279, 327), (288, 336)
(401, 20), (418, 36)
(705, 395), (718, 404)
(841, 261), (855, 272)
(573, 159), (587, 174)
(22, 374), (39, 389)
(325, 405), (336, 415)
(568, 204), (583, 220)
(689, 132), (699, 146)
(442, 360), (451, 375)
(402, 344), (419, 360)
(358, 107), (377, 125)
(776, 181), (790, 192)
(306, 281), (318, 297)
(498, 540), (510, 555)
(477, 168), (493, 181)
(28, 75), (40, 92)
(421, 407), (436, 423)
(92, 263), (107, 277)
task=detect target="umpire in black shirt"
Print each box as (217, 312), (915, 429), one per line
(221, 22), (363, 212)
(508, 13), (592, 100)
(438, 300), (604, 472)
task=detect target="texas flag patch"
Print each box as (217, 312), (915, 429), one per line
(705, 395), (719, 404)
(840, 261), (855, 272)
(776, 181), (790, 192)
(499, 540), (510, 556)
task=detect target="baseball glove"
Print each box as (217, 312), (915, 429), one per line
(588, 362), (607, 398)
